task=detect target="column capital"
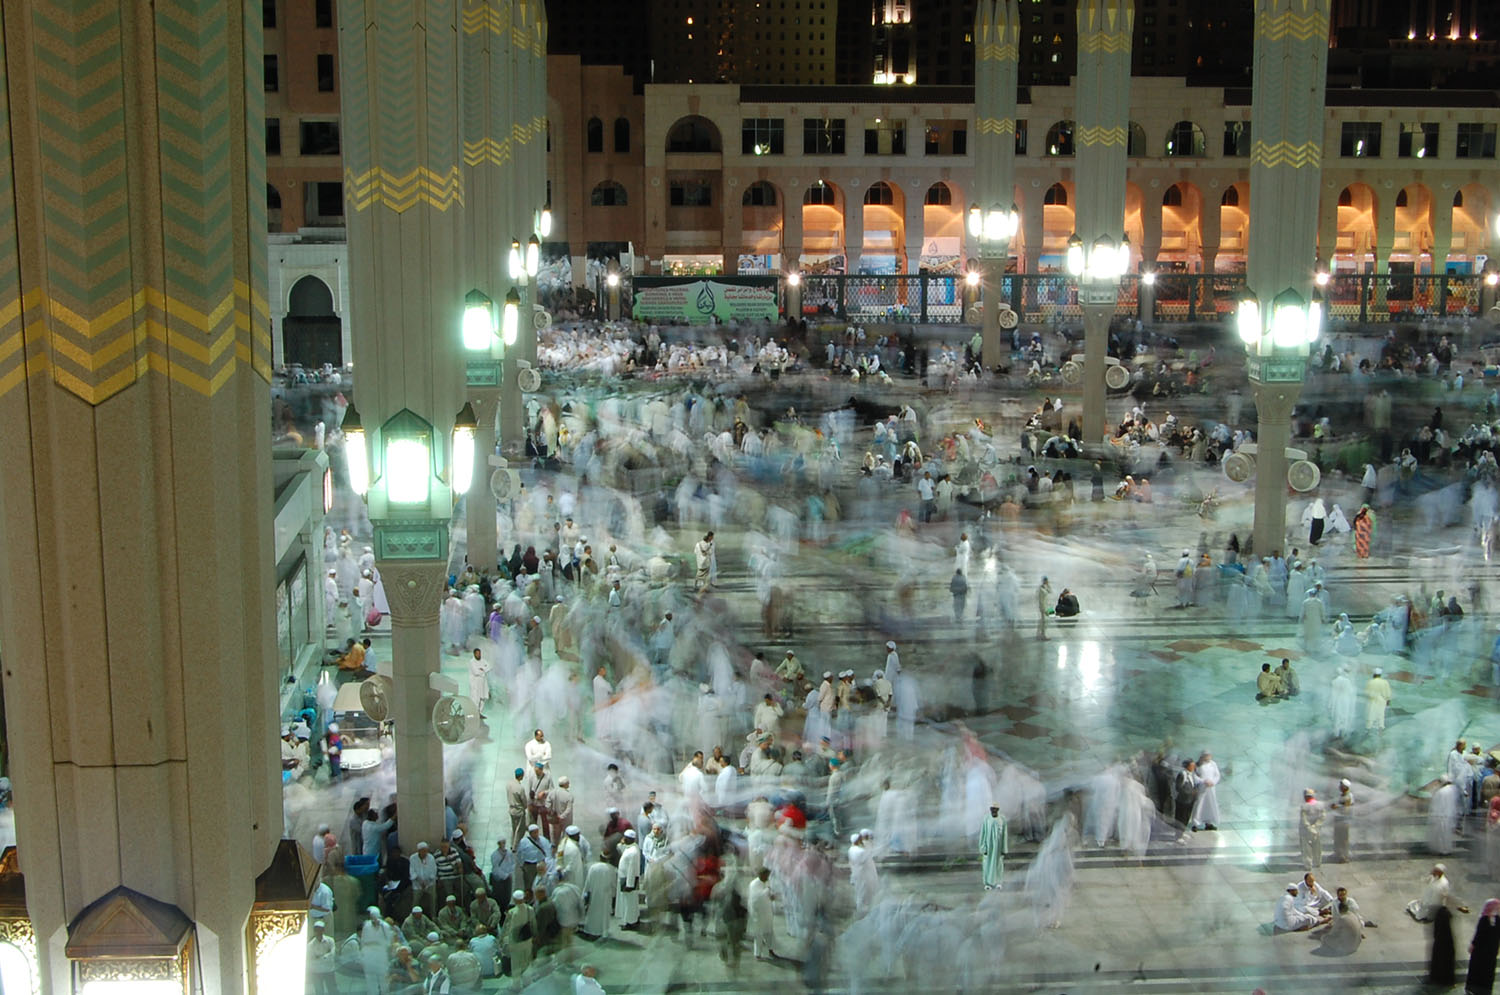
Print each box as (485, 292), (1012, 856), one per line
(375, 559), (449, 624)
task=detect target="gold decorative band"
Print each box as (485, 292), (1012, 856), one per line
(1256, 10), (1326, 41)
(977, 42), (1019, 61)
(0, 281), (270, 403)
(1077, 125), (1127, 147)
(344, 166), (465, 213)
(976, 118), (1016, 136)
(1078, 33), (1132, 54)
(1249, 139), (1321, 169)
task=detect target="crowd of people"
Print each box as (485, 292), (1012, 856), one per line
(283, 313), (1500, 993)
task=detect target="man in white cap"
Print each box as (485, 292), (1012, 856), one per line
(516, 824), (552, 894)
(557, 824), (584, 884)
(849, 830), (879, 915)
(873, 670), (893, 710)
(1331, 779), (1355, 862)
(306, 919), (338, 994)
(410, 841), (438, 913)
(1274, 881), (1319, 932)
(776, 650), (805, 687)
(753, 693), (784, 737)
(1364, 667), (1392, 730)
(501, 890), (534, 977)
(883, 641), (901, 690)
(746, 866), (778, 960)
(615, 829), (643, 928)
(358, 905), (397, 993)
(402, 904), (438, 953)
(817, 671), (836, 718)
(1299, 788), (1326, 869)
(549, 776), (575, 847)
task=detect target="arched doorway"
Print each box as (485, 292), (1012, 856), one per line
(860, 181), (904, 273)
(740, 181), (784, 274)
(283, 275), (342, 368)
(1335, 183), (1378, 271)
(921, 181), (963, 273)
(1450, 184), (1491, 270)
(1217, 183), (1249, 270)
(1158, 182), (1203, 270)
(800, 179), (845, 273)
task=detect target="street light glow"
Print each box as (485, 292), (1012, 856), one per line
(450, 402), (477, 496)
(341, 403), (368, 497)
(502, 288), (520, 345)
(508, 239), (523, 280)
(526, 236), (540, 278)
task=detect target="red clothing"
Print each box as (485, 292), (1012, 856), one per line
(775, 803), (806, 829)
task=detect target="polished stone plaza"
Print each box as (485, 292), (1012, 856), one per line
(288, 320), (1500, 993)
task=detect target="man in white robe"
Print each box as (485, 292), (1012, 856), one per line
(580, 857), (616, 938)
(467, 648), (491, 711)
(615, 831), (642, 927)
(883, 641), (901, 692)
(1191, 752), (1221, 831)
(747, 867), (778, 960)
(1275, 883), (1320, 931)
(1427, 776), (1460, 855)
(848, 830), (879, 915)
(1405, 863), (1456, 921)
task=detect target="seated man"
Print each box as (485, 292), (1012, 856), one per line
(1054, 589), (1081, 618)
(1406, 863), (1468, 921)
(1274, 882), (1320, 932)
(1276, 658), (1301, 697)
(1296, 872), (1335, 917)
(333, 638), (373, 679)
(1256, 662), (1286, 702)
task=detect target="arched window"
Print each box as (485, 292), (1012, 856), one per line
(267, 183), (282, 210)
(1338, 188), (1353, 207)
(666, 116), (722, 153)
(1127, 122), (1147, 157)
(614, 117), (631, 153)
(924, 183), (953, 206)
(743, 181), (778, 207)
(1395, 189), (1408, 208)
(1164, 120), (1206, 157)
(586, 117), (603, 153)
(1454, 190), (1465, 208)
(1162, 185), (1183, 208)
(1043, 183), (1067, 206)
(590, 181), (627, 206)
(1221, 187), (1240, 207)
(288, 275), (335, 316)
(803, 181), (835, 206)
(863, 182), (894, 206)
(1044, 120), (1075, 157)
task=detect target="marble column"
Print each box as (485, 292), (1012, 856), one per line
(1245, 0), (1330, 556)
(340, 0), (470, 848)
(378, 560), (451, 853)
(1075, 0), (1134, 443)
(973, 0), (1021, 367)
(465, 393), (501, 570)
(0, 2), (278, 990)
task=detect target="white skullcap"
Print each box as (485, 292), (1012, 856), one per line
(886, 641), (896, 649)
(1373, 667), (1383, 676)
(1286, 882), (1301, 892)
(528, 824), (540, 832)
(623, 829), (637, 839)
(512, 890), (527, 901)
(1340, 779), (1351, 788)
(281, 725), (291, 736)
(532, 616), (541, 623)
(417, 841), (429, 849)
(851, 833), (861, 843)
(873, 670), (884, 678)
(823, 671), (832, 679)
(427, 931), (440, 941)
(327, 722), (339, 733)
(367, 906), (381, 916)
(700, 683), (711, 692)
(566, 825), (580, 835)
(411, 905), (423, 913)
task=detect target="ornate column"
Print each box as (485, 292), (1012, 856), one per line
(340, 0), (469, 848)
(461, 0), (516, 568)
(1075, 0), (1134, 443)
(1245, 0), (1331, 556)
(973, 0), (1020, 367)
(844, 187), (864, 274)
(0, 2), (278, 990)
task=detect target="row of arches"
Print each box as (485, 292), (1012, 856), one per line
(632, 175), (1496, 273)
(585, 116), (631, 155)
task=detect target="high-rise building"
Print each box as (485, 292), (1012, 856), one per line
(642, 0), (840, 85)
(545, 0), (653, 88)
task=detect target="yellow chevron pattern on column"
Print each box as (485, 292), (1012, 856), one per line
(0, 284), (261, 401)
(1078, 32), (1132, 53)
(344, 166), (466, 212)
(463, 137), (512, 167)
(1078, 125), (1128, 147)
(978, 42), (1019, 61)
(1249, 139), (1322, 169)
(1257, 8), (1326, 40)
(976, 118), (1016, 136)
(461, 3), (507, 34)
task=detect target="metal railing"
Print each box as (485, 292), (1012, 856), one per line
(617, 271), (1486, 326)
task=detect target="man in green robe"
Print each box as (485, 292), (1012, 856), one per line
(979, 805), (1008, 890)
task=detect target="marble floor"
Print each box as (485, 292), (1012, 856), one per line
(288, 346), (1500, 994)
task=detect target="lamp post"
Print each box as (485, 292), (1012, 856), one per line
(1239, 286), (1322, 555)
(343, 392), (476, 849)
(461, 291), (502, 572)
(969, 202), (1019, 369)
(1067, 232), (1131, 443)
(606, 264), (622, 320)
(785, 268), (802, 320)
